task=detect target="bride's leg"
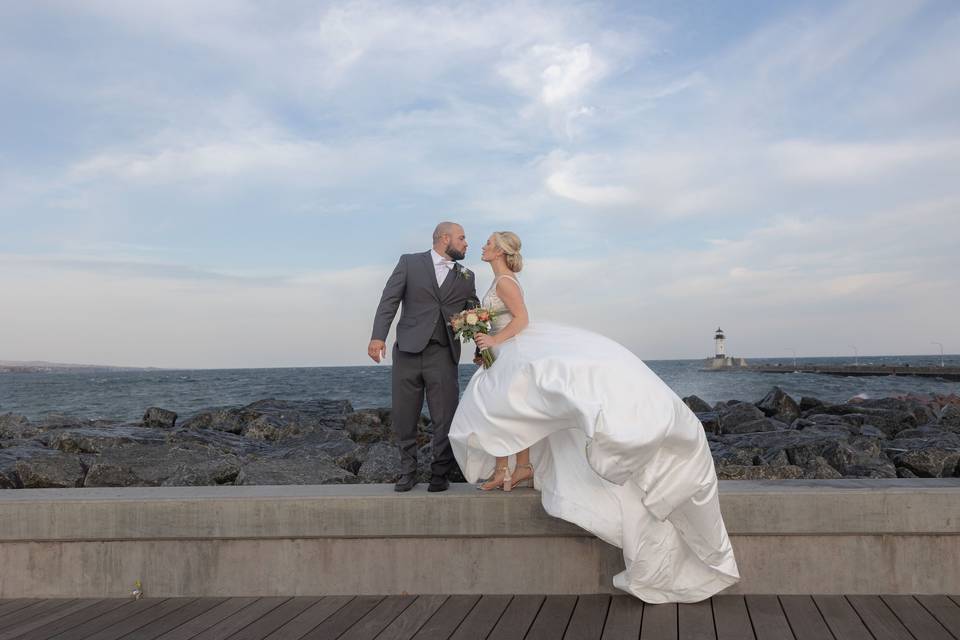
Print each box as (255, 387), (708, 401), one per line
(509, 448), (534, 488)
(480, 456), (510, 491)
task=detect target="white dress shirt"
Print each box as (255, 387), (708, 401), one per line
(430, 249), (455, 287)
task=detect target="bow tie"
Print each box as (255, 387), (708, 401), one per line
(438, 260), (454, 268)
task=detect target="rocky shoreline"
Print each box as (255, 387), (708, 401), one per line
(1, 388), (959, 489)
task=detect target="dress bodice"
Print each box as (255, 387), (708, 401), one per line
(482, 274), (523, 335)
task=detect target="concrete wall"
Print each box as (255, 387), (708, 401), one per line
(0, 479), (957, 597)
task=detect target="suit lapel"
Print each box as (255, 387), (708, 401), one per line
(422, 251), (442, 299)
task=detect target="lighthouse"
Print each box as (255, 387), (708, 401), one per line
(714, 327), (726, 359)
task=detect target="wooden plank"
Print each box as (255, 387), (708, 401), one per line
(338, 596), (416, 640)
(376, 595), (448, 640)
(564, 595), (610, 640)
(525, 595), (577, 640)
(0, 599), (99, 640)
(846, 595), (916, 640)
(126, 598), (228, 640)
(448, 595), (511, 640)
(188, 597), (290, 640)
(640, 603), (676, 640)
(300, 596), (384, 640)
(677, 600), (715, 640)
(812, 595), (873, 640)
(881, 595), (954, 640)
(778, 595), (833, 640)
(263, 597), (353, 640)
(0, 599), (72, 632)
(16, 599), (131, 640)
(745, 595), (792, 640)
(0, 601), (41, 620)
(46, 598), (167, 640)
(78, 598), (195, 640)
(916, 595), (960, 637)
(225, 597), (320, 640)
(410, 595), (480, 640)
(712, 595), (753, 640)
(485, 595), (544, 640)
(152, 597), (260, 640)
(599, 596), (643, 640)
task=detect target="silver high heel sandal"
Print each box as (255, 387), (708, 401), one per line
(478, 465), (511, 491)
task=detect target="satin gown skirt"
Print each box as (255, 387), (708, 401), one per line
(448, 322), (741, 603)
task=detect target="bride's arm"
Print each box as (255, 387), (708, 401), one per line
(488, 278), (528, 345)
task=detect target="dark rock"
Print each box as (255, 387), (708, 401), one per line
(717, 403), (765, 433)
(756, 387), (801, 424)
(0, 414), (33, 440)
(0, 443), (59, 488)
(696, 412), (720, 434)
(723, 417), (790, 435)
(51, 426), (167, 453)
(940, 404), (960, 429)
(889, 449), (960, 478)
(799, 396), (824, 412)
(83, 444), (242, 487)
(143, 407), (177, 429)
(802, 456), (843, 479)
(897, 467), (919, 478)
(842, 459), (898, 478)
(15, 453), (85, 488)
(182, 399), (354, 441)
(236, 448), (354, 485)
(716, 464), (804, 480)
(683, 395), (713, 413)
(345, 409), (394, 443)
(356, 442), (402, 483)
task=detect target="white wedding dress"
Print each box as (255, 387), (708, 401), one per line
(449, 274), (741, 603)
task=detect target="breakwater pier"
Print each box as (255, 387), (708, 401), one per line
(739, 364), (960, 381)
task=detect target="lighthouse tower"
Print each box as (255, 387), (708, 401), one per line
(714, 328), (726, 359)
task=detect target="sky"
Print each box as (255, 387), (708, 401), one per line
(0, 0), (958, 368)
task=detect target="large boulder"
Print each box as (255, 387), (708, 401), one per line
(717, 403), (766, 434)
(723, 417), (789, 435)
(683, 395), (713, 413)
(143, 407), (178, 429)
(756, 387), (801, 424)
(182, 399), (354, 441)
(51, 425), (167, 453)
(716, 464), (805, 480)
(356, 442), (402, 483)
(82, 444), (242, 487)
(235, 449), (354, 486)
(15, 453), (85, 488)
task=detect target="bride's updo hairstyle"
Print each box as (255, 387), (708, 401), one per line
(493, 231), (523, 272)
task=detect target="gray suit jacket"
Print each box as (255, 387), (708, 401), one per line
(372, 251), (480, 363)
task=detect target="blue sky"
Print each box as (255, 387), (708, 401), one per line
(1, 0), (957, 368)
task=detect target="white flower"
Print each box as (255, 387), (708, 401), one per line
(466, 312), (479, 325)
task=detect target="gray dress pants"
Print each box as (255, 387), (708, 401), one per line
(391, 342), (459, 477)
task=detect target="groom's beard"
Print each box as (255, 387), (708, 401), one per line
(446, 246), (466, 261)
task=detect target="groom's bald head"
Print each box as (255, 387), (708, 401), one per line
(433, 221), (467, 260)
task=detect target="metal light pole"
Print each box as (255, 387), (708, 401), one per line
(849, 345), (859, 367)
(932, 341), (944, 368)
(786, 348), (797, 369)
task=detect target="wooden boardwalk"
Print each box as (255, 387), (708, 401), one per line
(0, 594), (958, 639)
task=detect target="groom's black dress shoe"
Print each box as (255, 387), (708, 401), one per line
(394, 473), (418, 492)
(427, 475), (450, 492)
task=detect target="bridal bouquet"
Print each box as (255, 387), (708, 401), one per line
(450, 307), (498, 368)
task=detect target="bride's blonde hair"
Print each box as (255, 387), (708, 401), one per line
(492, 231), (523, 272)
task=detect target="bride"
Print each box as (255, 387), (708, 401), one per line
(448, 231), (741, 603)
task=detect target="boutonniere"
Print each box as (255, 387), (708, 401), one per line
(454, 264), (473, 281)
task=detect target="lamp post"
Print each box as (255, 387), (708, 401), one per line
(932, 341), (944, 368)
(849, 345), (859, 367)
(786, 348), (797, 369)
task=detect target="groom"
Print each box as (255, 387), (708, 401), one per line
(368, 222), (479, 492)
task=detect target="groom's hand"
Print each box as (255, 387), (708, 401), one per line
(368, 339), (387, 363)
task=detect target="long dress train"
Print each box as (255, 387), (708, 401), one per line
(448, 274), (740, 603)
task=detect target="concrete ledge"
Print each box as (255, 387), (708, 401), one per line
(1, 479), (958, 597)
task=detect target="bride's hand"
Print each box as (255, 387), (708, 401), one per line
(475, 333), (497, 351)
